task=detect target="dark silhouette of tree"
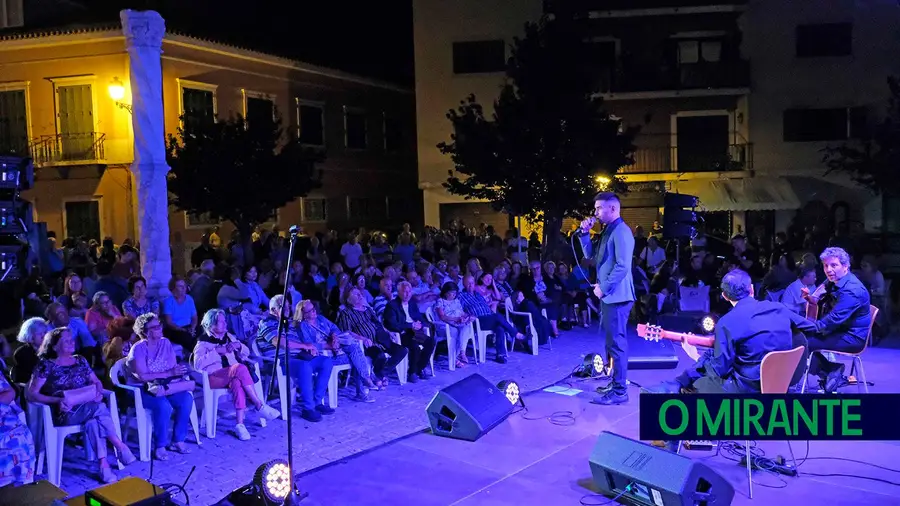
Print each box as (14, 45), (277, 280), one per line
(438, 16), (638, 254)
(166, 111), (322, 265)
(823, 77), (900, 194)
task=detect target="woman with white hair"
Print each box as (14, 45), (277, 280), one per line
(11, 318), (50, 383)
(192, 309), (279, 440)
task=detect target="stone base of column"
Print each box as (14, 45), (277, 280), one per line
(131, 162), (172, 300)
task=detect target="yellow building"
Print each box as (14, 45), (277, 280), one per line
(0, 21), (419, 269)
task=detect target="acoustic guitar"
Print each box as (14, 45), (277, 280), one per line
(801, 285), (834, 321)
(637, 323), (715, 348)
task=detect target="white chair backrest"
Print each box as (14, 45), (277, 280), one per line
(504, 297), (514, 312)
(109, 359), (127, 387)
(425, 305), (436, 323)
(679, 285), (710, 312)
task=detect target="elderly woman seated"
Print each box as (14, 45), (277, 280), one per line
(0, 372), (35, 487)
(192, 309), (280, 440)
(433, 282), (476, 368)
(125, 313), (194, 461)
(86, 291), (124, 347)
(294, 300), (374, 403)
(122, 276), (160, 320)
(12, 317), (50, 384)
(27, 327), (136, 483)
(336, 288), (408, 388)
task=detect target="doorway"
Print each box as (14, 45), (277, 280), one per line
(57, 84), (94, 160)
(675, 115), (730, 172)
(64, 200), (101, 241)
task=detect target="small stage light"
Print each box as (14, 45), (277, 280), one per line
(497, 380), (523, 406)
(580, 353), (606, 377)
(217, 459), (307, 506)
(698, 314), (717, 334)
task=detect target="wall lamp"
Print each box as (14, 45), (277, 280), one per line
(108, 77), (132, 114)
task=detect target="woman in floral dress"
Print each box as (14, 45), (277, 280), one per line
(0, 373), (35, 487)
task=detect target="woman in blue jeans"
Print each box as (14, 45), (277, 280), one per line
(125, 313), (194, 461)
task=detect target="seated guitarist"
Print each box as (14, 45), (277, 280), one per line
(800, 247), (871, 393)
(644, 269), (808, 395)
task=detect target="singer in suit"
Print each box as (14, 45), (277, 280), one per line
(580, 192), (635, 405)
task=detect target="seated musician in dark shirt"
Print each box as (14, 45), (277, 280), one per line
(800, 247), (871, 393)
(643, 269), (808, 394)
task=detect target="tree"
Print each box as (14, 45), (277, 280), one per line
(166, 111), (323, 265)
(823, 77), (900, 195)
(438, 16), (638, 255)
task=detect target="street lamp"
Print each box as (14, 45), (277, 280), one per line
(595, 175), (611, 188)
(108, 77), (132, 113)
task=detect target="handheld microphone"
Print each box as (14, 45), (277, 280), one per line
(288, 225), (300, 236)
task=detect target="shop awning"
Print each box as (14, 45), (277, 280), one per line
(671, 178), (801, 212)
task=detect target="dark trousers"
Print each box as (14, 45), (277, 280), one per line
(165, 327), (196, 352)
(366, 343), (408, 378)
(512, 300), (551, 345)
(601, 300), (634, 392)
(399, 330), (436, 376)
(807, 333), (864, 378)
(476, 313), (516, 358)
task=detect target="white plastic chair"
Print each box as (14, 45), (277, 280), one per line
(472, 317), (495, 364)
(387, 332), (410, 384)
(108, 359), (201, 462)
(678, 285), (710, 312)
(425, 306), (478, 369)
(503, 297), (540, 355)
(198, 360), (265, 438)
(274, 357), (348, 419)
(25, 389), (123, 487)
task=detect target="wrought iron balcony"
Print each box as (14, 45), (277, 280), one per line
(545, 0), (748, 12)
(620, 140), (752, 174)
(599, 60), (750, 95)
(30, 132), (106, 166)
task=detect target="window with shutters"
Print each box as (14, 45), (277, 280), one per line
(178, 80), (217, 131)
(783, 107), (867, 142)
(0, 88), (29, 156)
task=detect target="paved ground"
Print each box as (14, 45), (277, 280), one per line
(54, 324), (609, 503)
(49, 323), (900, 505)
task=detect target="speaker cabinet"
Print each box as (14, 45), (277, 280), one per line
(425, 374), (513, 442)
(589, 431), (734, 506)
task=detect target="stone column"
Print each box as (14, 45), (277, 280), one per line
(121, 10), (172, 298)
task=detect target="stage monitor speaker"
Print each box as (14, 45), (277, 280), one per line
(426, 373), (513, 442)
(589, 431), (734, 506)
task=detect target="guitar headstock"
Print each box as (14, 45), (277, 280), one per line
(642, 324), (664, 342)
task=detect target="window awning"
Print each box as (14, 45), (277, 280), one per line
(671, 178), (801, 212)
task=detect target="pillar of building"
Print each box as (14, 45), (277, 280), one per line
(121, 10), (172, 298)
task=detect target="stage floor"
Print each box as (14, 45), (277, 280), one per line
(296, 386), (900, 506)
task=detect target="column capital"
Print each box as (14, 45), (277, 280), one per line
(120, 10), (165, 50)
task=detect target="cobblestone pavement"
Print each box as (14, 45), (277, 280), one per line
(53, 325), (615, 504)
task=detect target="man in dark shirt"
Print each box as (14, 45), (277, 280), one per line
(644, 269), (808, 394)
(801, 247), (871, 393)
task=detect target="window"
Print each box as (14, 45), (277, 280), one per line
(297, 102), (325, 146)
(782, 107), (867, 142)
(677, 39), (722, 64)
(245, 96), (274, 128)
(348, 197), (387, 220)
(796, 23), (852, 57)
(0, 0), (23, 29)
(344, 108), (367, 150)
(452, 40), (506, 74)
(184, 211), (219, 229)
(179, 80), (217, 130)
(302, 198), (327, 222)
(383, 114), (402, 152)
(0, 88), (28, 156)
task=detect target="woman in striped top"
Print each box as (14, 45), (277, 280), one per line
(336, 288), (408, 388)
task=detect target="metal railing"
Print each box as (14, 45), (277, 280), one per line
(599, 60), (750, 94)
(30, 132), (106, 165)
(621, 140), (752, 174)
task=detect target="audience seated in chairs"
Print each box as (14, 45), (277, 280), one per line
(121, 276), (160, 320)
(161, 276), (199, 351)
(125, 314), (195, 461)
(458, 276), (523, 363)
(192, 309), (280, 440)
(257, 295), (333, 423)
(27, 327), (136, 482)
(519, 260), (562, 337)
(12, 318), (50, 384)
(383, 281), (436, 383)
(335, 288), (407, 389)
(295, 300), (373, 403)
(433, 282), (477, 368)
(44, 302), (99, 369)
(85, 291), (123, 348)
(0, 372), (35, 487)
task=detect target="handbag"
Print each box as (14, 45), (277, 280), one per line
(146, 376), (196, 397)
(62, 385), (98, 407)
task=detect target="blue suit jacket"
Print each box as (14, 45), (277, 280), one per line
(590, 218), (635, 304)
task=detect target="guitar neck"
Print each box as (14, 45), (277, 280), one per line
(637, 324), (715, 348)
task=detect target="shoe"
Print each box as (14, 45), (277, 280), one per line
(640, 381), (682, 394)
(119, 447), (137, 466)
(355, 393), (375, 403)
(101, 466), (118, 484)
(824, 364), (847, 393)
(301, 409), (322, 422)
(495, 355), (508, 364)
(258, 404), (281, 421)
(408, 374), (419, 383)
(153, 448), (169, 461)
(234, 423), (251, 441)
(591, 390), (629, 405)
(316, 404), (335, 415)
(418, 372), (430, 380)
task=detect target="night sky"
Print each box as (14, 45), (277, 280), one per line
(65, 0), (415, 85)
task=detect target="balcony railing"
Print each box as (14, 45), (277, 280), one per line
(599, 60), (750, 94)
(30, 132), (106, 166)
(545, 0), (748, 12)
(620, 141), (752, 174)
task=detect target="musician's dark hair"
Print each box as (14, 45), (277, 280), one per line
(798, 265), (816, 279)
(721, 269), (752, 302)
(593, 192), (620, 205)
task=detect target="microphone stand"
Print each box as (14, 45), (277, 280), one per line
(267, 225), (308, 505)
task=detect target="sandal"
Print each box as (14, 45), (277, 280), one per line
(153, 448), (170, 461)
(455, 360), (466, 368)
(167, 442), (192, 455)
